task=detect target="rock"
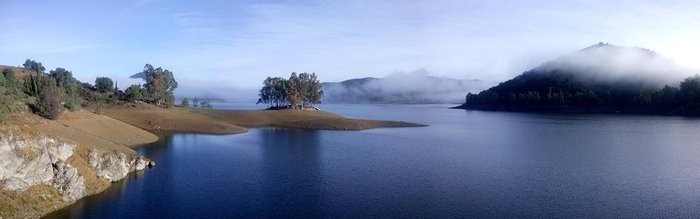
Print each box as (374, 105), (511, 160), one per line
(0, 133), (69, 192)
(51, 160), (86, 202)
(88, 149), (153, 182)
(1, 129), (151, 203)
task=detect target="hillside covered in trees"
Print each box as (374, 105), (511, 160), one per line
(322, 71), (488, 104)
(0, 60), (178, 120)
(456, 43), (700, 115)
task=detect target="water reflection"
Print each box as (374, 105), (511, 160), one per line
(259, 128), (323, 217)
(44, 105), (700, 218)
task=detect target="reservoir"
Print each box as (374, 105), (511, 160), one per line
(50, 104), (700, 218)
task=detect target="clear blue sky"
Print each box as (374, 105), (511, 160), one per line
(1, 0), (699, 97)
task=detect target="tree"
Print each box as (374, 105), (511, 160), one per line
(181, 97), (189, 107)
(193, 97), (200, 108)
(23, 59), (45, 96)
(680, 74), (700, 104)
(35, 78), (62, 120)
(298, 72), (323, 106)
(95, 77), (114, 93)
(141, 64), (178, 107)
(49, 67), (81, 111)
(256, 73), (324, 109)
(200, 99), (212, 108)
(2, 68), (18, 96)
(125, 84), (145, 102)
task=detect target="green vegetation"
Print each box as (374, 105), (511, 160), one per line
(95, 77), (114, 93)
(181, 97), (189, 107)
(462, 69), (700, 113)
(125, 84), (146, 102)
(35, 78), (62, 119)
(22, 59), (45, 97)
(0, 60), (178, 120)
(142, 64), (177, 107)
(49, 68), (81, 111)
(257, 72), (323, 109)
(0, 68), (24, 115)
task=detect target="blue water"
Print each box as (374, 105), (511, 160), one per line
(49, 104), (700, 218)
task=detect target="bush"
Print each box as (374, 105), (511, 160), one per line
(95, 77), (114, 93)
(36, 79), (62, 119)
(181, 97), (189, 107)
(125, 84), (145, 102)
(65, 98), (81, 112)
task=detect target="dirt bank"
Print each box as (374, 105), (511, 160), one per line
(1, 111), (157, 218)
(103, 103), (248, 134)
(197, 108), (427, 130)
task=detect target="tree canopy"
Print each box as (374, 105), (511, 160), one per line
(95, 77), (114, 93)
(257, 72), (323, 109)
(140, 64), (178, 107)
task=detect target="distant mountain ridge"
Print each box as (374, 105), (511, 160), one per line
(322, 72), (488, 104)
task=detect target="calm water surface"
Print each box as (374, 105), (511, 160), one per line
(50, 104), (700, 218)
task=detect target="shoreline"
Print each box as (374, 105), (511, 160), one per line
(103, 103), (427, 134)
(452, 104), (700, 116)
(1, 103), (426, 218)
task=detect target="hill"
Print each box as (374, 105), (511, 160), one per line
(0, 65), (34, 78)
(322, 72), (488, 104)
(455, 43), (700, 115)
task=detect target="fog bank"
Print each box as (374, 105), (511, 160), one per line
(322, 69), (491, 104)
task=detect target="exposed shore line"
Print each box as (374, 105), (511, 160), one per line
(103, 103), (427, 136)
(1, 103), (426, 217)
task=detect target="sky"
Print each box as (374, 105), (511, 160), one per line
(1, 0), (699, 99)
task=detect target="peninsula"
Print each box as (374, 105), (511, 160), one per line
(0, 62), (425, 218)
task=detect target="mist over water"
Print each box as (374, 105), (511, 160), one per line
(322, 69), (492, 104)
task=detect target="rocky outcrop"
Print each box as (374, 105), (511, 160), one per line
(88, 149), (155, 182)
(0, 133), (75, 196)
(0, 128), (153, 205)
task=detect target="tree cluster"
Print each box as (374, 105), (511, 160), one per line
(1, 59), (178, 120)
(0, 68), (23, 115)
(190, 97), (212, 108)
(256, 72), (323, 109)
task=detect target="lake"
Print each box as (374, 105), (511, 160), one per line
(49, 104), (700, 218)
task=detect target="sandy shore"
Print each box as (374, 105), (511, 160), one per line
(197, 108), (427, 130)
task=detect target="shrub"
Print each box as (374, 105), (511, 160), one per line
(181, 97), (189, 107)
(35, 79), (62, 119)
(125, 84), (145, 102)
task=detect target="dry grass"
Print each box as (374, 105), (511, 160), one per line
(0, 184), (66, 219)
(197, 108), (427, 130)
(8, 111), (159, 154)
(0, 65), (34, 78)
(103, 103), (248, 134)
